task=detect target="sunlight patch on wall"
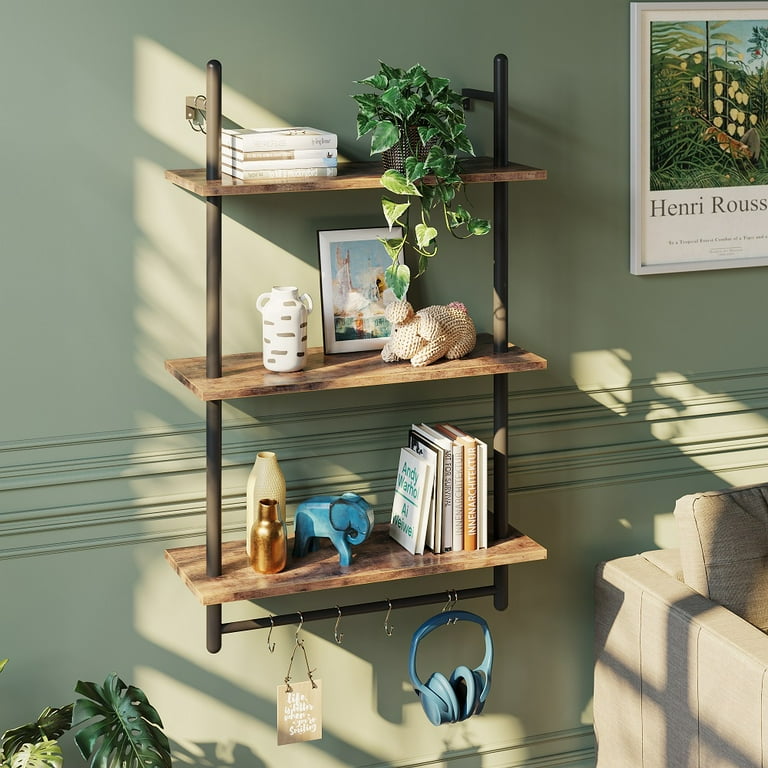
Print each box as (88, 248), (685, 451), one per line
(132, 157), (323, 401)
(647, 371), (768, 481)
(654, 513), (678, 549)
(571, 349), (633, 416)
(134, 37), (287, 166)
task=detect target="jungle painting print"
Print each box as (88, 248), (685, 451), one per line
(631, 2), (768, 273)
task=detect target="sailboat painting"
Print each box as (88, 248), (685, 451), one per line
(318, 227), (404, 353)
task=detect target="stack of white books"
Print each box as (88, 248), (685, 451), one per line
(220, 126), (338, 180)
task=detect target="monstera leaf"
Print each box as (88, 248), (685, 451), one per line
(72, 674), (171, 768)
(1, 707), (72, 758)
(1, 739), (63, 768)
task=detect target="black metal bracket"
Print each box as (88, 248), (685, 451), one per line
(186, 95), (207, 132)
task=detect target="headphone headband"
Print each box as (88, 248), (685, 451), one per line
(409, 610), (493, 712)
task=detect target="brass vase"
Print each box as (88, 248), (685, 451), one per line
(249, 498), (287, 574)
(246, 451), (286, 558)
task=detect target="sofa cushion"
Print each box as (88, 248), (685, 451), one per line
(674, 482), (768, 631)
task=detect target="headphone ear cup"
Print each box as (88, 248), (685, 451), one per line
(473, 668), (489, 714)
(421, 672), (459, 725)
(449, 665), (478, 721)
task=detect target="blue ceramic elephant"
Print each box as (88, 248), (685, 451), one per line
(292, 492), (374, 567)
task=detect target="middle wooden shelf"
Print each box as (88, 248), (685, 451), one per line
(166, 333), (547, 401)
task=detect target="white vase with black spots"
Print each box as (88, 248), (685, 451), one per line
(256, 286), (313, 372)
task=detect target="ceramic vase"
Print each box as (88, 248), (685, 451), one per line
(249, 498), (287, 574)
(256, 286), (313, 372)
(246, 451), (287, 558)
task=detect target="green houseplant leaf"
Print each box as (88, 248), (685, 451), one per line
(381, 198), (410, 229)
(2, 708), (73, 759)
(384, 262), (410, 300)
(73, 674), (171, 768)
(380, 169), (421, 197)
(2, 739), (63, 768)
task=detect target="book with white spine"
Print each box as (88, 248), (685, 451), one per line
(222, 147), (338, 164)
(222, 165), (338, 180)
(221, 126), (337, 151)
(389, 447), (433, 555)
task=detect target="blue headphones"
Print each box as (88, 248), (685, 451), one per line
(408, 610), (493, 725)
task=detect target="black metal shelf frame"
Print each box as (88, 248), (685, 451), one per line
(198, 55), (514, 653)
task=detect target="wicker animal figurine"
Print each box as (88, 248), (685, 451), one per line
(381, 299), (476, 367)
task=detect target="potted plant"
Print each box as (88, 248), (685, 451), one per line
(0, 659), (171, 768)
(352, 61), (491, 299)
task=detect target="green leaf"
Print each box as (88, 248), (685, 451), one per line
(385, 262), (410, 300)
(381, 198), (410, 229)
(0, 659), (7, 675)
(405, 63), (428, 88)
(436, 182), (457, 204)
(379, 61), (403, 82)
(350, 93), (378, 113)
(417, 250), (434, 277)
(428, 75), (451, 97)
(355, 73), (388, 90)
(424, 145), (457, 178)
(5, 739), (62, 768)
(380, 169), (422, 196)
(2, 707), (73, 758)
(453, 133), (475, 155)
(404, 156), (427, 182)
(415, 223), (438, 250)
(356, 113), (377, 139)
(73, 674), (171, 768)
(370, 121), (400, 154)
(381, 86), (413, 119)
(468, 216), (491, 236)
(379, 236), (406, 262)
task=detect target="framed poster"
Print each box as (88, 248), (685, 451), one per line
(317, 227), (404, 354)
(631, 2), (768, 274)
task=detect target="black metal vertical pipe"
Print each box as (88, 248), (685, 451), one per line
(491, 53), (510, 612)
(206, 59), (222, 377)
(205, 59), (223, 654)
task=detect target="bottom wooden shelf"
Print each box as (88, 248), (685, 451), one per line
(165, 524), (547, 606)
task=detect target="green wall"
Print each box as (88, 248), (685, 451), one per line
(3, 1), (768, 766)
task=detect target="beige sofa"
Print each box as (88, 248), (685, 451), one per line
(594, 483), (768, 767)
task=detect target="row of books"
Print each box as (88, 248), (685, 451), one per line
(221, 126), (338, 180)
(389, 423), (488, 556)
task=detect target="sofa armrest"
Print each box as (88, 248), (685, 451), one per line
(595, 551), (768, 768)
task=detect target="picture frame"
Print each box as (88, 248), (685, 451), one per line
(317, 227), (404, 354)
(631, 1), (768, 274)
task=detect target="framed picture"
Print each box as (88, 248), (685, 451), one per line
(631, 2), (768, 274)
(317, 227), (404, 354)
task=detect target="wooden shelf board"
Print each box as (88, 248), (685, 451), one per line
(165, 157), (547, 197)
(165, 334), (546, 401)
(165, 523), (547, 606)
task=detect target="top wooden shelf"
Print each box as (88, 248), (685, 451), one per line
(166, 334), (547, 401)
(165, 157), (547, 197)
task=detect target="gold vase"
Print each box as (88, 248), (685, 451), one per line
(246, 451), (286, 558)
(249, 498), (287, 574)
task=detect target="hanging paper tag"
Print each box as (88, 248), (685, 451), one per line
(277, 679), (323, 745)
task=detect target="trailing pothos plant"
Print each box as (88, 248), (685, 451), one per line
(0, 660), (171, 768)
(352, 61), (491, 299)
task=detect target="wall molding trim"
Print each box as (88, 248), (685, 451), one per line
(4, 364), (768, 557)
(362, 726), (595, 768)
